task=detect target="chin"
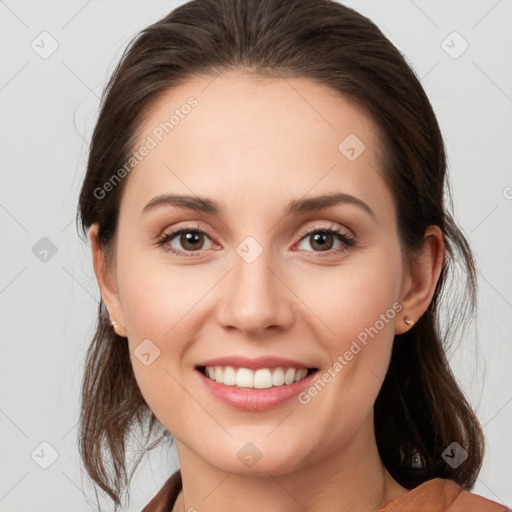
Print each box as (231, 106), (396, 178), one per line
(196, 439), (311, 477)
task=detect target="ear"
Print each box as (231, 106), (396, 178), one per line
(89, 223), (128, 337)
(395, 225), (445, 335)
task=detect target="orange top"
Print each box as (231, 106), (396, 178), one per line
(142, 470), (510, 512)
(379, 477), (509, 511)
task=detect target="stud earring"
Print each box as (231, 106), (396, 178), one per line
(404, 316), (414, 326)
(110, 317), (126, 337)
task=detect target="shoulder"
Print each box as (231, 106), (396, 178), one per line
(142, 470), (182, 512)
(449, 484), (510, 512)
(381, 478), (510, 512)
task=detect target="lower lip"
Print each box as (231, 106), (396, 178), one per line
(196, 369), (317, 411)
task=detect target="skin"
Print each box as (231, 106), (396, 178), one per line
(89, 70), (444, 512)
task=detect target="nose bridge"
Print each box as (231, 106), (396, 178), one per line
(234, 239), (273, 297)
(217, 235), (293, 334)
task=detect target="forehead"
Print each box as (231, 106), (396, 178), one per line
(137, 70), (380, 154)
(120, 70), (392, 223)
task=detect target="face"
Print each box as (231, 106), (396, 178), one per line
(96, 70), (415, 476)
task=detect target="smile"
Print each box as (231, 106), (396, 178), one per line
(198, 365), (318, 388)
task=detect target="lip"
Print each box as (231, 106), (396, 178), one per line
(196, 355), (314, 370)
(195, 367), (318, 411)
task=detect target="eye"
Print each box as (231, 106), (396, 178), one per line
(295, 223), (356, 256)
(157, 224), (216, 257)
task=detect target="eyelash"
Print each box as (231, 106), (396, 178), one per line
(156, 223), (356, 258)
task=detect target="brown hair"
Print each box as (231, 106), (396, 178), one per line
(76, 0), (484, 508)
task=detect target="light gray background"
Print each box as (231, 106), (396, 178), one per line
(0, 0), (511, 510)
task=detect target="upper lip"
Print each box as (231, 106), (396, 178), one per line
(196, 356), (316, 370)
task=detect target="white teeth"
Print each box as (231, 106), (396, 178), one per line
(253, 369), (272, 389)
(285, 368), (296, 385)
(236, 368), (253, 388)
(203, 366), (310, 388)
(223, 365), (237, 386)
(271, 367), (285, 386)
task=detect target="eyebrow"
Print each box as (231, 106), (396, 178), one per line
(141, 192), (375, 219)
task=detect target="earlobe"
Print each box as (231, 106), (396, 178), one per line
(88, 224), (128, 337)
(395, 225), (445, 335)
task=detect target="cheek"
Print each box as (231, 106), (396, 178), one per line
(290, 247), (403, 402)
(293, 255), (402, 345)
(117, 250), (214, 341)
(115, 253), (208, 417)
(291, 261), (401, 446)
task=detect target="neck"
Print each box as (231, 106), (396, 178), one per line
(173, 416), (408, 512)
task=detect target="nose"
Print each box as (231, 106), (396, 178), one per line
(216, 243), (294, 338)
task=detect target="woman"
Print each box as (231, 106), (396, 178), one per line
(76, 0), (509, 510)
